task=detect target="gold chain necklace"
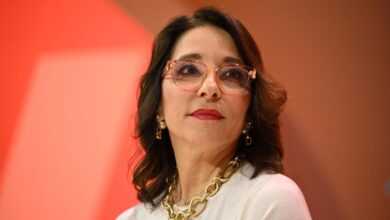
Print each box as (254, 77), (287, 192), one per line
(161, 156), (242, 220)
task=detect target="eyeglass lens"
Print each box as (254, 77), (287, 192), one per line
(170, 60), (251, 91)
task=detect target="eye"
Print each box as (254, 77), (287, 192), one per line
(175, 63), (202, 76)
(219, 67), (246, 82)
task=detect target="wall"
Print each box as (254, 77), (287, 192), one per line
(0, 0), (150, 219)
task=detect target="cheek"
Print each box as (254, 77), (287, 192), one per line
(230, 97), (251, 137)
(161, 82), (188, 124)
(229, 96), (251, 120)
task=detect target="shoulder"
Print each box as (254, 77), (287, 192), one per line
(254, 172), (304, 199)
(235, 164), (312, 219)
(116, 203), (163, 220)
(116, 207), (133, 220)
(116, 204), (140, 220)
(239, 163), (306, 201)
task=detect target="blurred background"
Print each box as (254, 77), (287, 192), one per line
(0, 0), (389, 219)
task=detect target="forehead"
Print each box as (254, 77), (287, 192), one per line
(171, 25), (241, 63)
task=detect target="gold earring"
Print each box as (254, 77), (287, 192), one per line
(156, 114), (167, 140)
(242, 121), (254, 146)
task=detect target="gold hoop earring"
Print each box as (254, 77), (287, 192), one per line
(242, 121), (254, 146)
(156, 114), (167, 140)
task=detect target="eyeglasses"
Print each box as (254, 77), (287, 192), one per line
(163, 59), (256, 94)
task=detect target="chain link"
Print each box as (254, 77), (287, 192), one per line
(161, 155), (242, 220)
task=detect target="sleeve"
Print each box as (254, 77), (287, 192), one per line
(116, 207), (135, 220)
(243, 174), (312, 220)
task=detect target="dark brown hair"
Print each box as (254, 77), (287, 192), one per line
(132, 6), (287, 207)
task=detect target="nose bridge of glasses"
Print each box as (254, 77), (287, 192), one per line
(201, 64), (223, 86)
(184, 63), (221, 95)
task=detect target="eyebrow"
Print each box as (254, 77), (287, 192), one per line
(177, 53), (243, 65)
(223, 56), (243, 65)
(177, 53), (202, 60)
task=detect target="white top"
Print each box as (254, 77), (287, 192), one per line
(117, 163), (311, 220)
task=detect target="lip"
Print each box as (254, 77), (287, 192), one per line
(190, 108), (224, 120)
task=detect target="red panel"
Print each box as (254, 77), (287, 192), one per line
(0, 0), (151, 219)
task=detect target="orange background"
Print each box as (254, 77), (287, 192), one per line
(0, 0), (389, 219)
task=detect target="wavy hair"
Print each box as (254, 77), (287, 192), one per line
(132, 6), (287, 208)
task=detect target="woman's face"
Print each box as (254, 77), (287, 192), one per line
(159, 25), (251, 152)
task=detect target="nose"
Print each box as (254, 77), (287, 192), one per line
(196, 71), (222, 101)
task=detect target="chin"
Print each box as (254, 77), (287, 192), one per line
(186, 133), (238, 148)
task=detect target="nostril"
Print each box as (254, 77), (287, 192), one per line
(196, 78), (222, 100)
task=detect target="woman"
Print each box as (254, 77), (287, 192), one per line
(118, 6), (311, 220)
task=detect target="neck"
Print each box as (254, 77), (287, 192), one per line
(171, 142), (237, 205)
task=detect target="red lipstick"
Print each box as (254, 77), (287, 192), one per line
(190, 109), (224, 120)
